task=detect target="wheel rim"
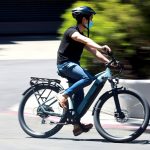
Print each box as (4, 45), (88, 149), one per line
(95, 91), (148, 141)
(20, 87), (65, 136)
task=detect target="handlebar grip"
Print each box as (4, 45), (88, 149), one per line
(106, 50), (113, 56)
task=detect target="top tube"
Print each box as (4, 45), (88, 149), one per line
(94, 67), (112, 82)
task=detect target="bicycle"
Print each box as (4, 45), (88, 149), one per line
(18, 52), (150, 143)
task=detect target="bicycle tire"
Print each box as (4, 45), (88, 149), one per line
(94, 88), (150, 143)
(18, 84), (67, 138)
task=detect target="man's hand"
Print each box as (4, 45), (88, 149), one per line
(101, 45), (111, 53)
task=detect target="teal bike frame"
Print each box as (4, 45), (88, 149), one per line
(68, 67), (112, 120)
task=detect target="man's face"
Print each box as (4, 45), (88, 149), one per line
(82, 15), (93, 25)
(82, 15), (94, 29)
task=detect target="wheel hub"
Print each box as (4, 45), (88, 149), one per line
(37, 105), (54, 118)
(114, 110), (129, 123)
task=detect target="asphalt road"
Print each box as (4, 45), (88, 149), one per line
(0, 59), (58, 109)
(0, 59), (150, 150)
(0, 36), (150, 150)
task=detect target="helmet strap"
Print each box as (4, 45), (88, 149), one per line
(87, 19), (90, 37)
(82, 19), (90, 37)
(80, 17), (90, 37)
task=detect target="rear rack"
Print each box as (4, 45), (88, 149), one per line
(30, 77), (61, 86)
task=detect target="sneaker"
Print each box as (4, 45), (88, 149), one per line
(73, 123), (93, 136)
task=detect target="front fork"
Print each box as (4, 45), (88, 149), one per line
(109, 78), (125, 119)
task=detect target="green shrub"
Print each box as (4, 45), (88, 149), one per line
(58, 0), (150, 79)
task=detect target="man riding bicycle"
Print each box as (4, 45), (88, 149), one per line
(56, 6), (111, 136)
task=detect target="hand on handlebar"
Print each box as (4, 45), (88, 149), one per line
(101, 45), (111, 54)
(103, 50), (124, 75)
(110, 60), (120, 68)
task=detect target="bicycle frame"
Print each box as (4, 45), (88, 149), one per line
(19, 52), (150, 142)
(27, 68), (113, 122)
(69, 67), (112, 120)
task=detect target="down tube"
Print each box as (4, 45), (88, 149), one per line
(77, 80), (106, 118)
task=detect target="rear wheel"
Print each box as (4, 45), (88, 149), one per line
(18, 84), (67, 138)
(94, 88), (150, 143)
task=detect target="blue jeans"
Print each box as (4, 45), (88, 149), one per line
(57, 61), (94, 109)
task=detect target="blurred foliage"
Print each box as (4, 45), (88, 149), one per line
(58, 0), (150, 79)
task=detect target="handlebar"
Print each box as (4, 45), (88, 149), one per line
(106, 51), (117, 66)
(105, 51), (124, 75)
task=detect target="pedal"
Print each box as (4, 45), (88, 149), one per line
(49, 121), (67, 125)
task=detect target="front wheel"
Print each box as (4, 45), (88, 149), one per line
(18, 84), (67, 138)
(94, 88), (150, 143)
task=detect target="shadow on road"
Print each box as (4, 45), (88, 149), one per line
(47, 137), (150, 144)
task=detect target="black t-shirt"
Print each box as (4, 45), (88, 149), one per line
(57, 26), (85, 64)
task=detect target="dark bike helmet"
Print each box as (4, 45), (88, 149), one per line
(72, 6), (96, 20)
(72, 6), (96, 37)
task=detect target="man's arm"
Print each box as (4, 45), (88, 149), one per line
(71, 31), (111, 52)
(85, 46), (110, 64)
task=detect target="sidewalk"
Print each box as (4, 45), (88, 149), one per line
(0, 36), (60, 60)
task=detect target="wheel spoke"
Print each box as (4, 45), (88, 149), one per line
(94, 89), (150, 142)
(19, 85), (65, 138)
